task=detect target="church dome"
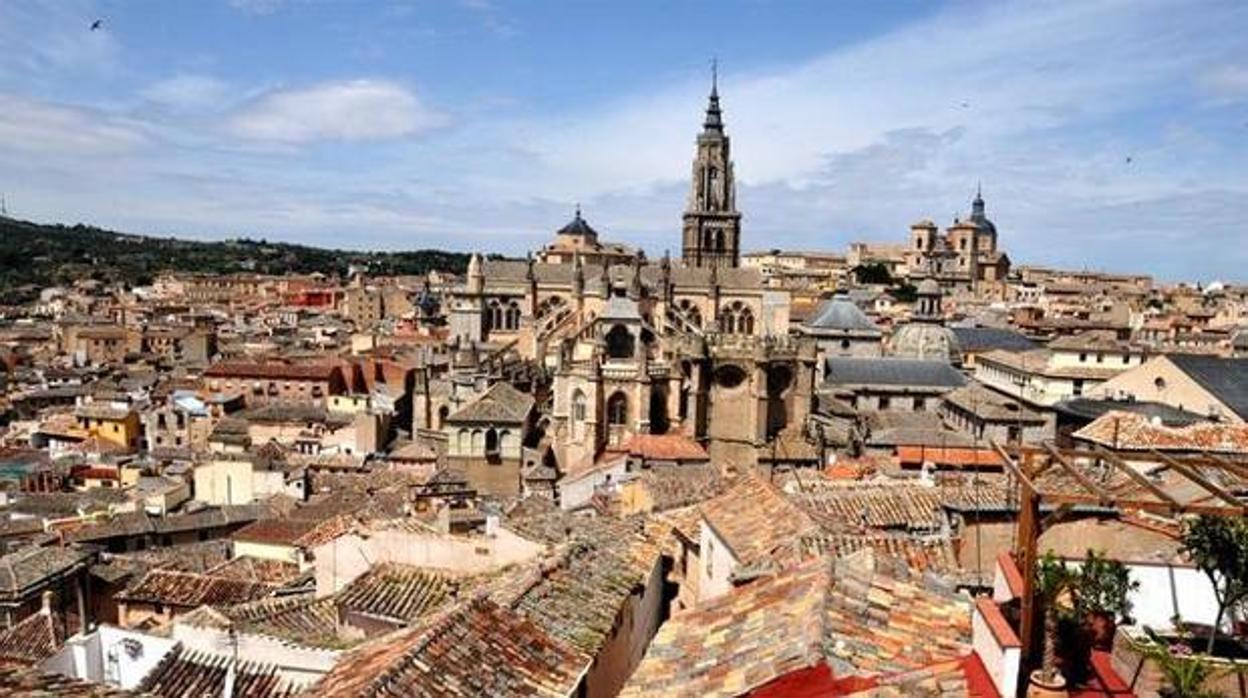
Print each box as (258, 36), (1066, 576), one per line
(805, 294), (879, 333)
(888, 322), (962, 365)
(557, 207), (598, 240)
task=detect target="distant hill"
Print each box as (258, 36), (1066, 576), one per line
(0, 216), (471, 304)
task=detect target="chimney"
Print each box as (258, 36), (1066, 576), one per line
(41, 590), (55, 616)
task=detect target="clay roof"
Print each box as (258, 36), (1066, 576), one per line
(0, 667), (139, 696)
(204, 360), (339, 381)
(0, 546), (92, 596)
(118, 569), (277, 609)
(622, 551), (972, 697)
(0, 605), (64, 665)
(138, 645), (296, 698)
(621, 433), (709, 462)
(1073, 410), (1248, 454)
(496, 533), (660, 656)
(787, 482), (946, 533)
(633, 462), (726, 511)
(232, 514), (354, 549)
(310, 598), (585, 697)
(205, 556), (303, 586)
(699, 472), (819, 570)
(445, 381), (534, 424)
(337, 564), (465, 625)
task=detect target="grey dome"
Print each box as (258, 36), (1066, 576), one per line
(805, 295), (879, 333)
(889, 323), (962, 365)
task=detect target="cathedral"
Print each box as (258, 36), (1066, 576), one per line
(432, 76), (817, 491)
(905, 186), (1011, 292)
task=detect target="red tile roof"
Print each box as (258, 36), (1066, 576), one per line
(118, 569), (277, 609)
(621, 433), (709, 461)
(1074, 410), (1248, 454)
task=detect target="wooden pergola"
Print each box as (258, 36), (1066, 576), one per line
(991, 441), (1248, 681)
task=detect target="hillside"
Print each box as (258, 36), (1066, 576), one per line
(0, 216), (471, 304)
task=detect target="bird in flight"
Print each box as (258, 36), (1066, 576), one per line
(90, 19), (102, 31)
(1125, 156), (1134, 165)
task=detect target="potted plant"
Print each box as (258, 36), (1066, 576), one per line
(1073, 548), (1139, 650)
(1028, 552), (1074, 697)
(1142, 628), (1224, 698)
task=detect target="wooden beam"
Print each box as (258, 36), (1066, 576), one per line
(1193, 451), (1248, 482)
(1043, 443), (1114, 506)
(992, 441), (1039, 494)
(1147, 449), (1245, 511)
(1092, 446), (1183, 511)
(1041, 502), (1074, 530)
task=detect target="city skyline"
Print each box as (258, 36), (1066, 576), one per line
(2, 0), (1246, 280)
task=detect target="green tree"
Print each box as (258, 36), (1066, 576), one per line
(853, 262), (893, 285)
(1181, 515), (1248, 655)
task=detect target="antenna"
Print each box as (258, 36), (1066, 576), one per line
(1, 193), (7, 216)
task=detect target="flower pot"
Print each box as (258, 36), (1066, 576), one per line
(1086, 611), (1117, 651)
(1026, 669), (1067, 698)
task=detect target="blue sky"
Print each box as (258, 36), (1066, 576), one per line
(1, 0), (1246, 280)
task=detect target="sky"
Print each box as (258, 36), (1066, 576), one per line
(0, 0), (1246, 281)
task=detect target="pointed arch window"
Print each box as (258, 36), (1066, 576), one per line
(720, 301), (755, 335)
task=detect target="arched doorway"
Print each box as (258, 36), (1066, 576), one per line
(485, 428), (499, 462)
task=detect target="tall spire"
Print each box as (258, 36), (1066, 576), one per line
(703, 58), (723, 132)
(971, 183), (986, 221)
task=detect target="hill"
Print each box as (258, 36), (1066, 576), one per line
(0, 216), (471, 304)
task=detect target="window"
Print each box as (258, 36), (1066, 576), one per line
(606, 392), (628, 426)
(840, 339), (851, 350)
(914, 397), (926, 411)
(878, 396), (891, 410)
(1096, 353), (1104, 364)
(1073, 379), (1084, 397)
(1079, 353), (1088, 363)
(605, 325), (635, 359)
(719, 301), (754, 335)
(1154, 376), (1167, 390)
(572, 390), (587, 421)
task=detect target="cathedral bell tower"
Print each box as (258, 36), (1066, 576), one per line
(681, 63), (742, 269)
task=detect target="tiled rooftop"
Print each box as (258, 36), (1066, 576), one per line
(118, 569), (278, 609)
(700, 472), (819, 569)
(138, 645), (297, 697)
(310, 598), (586, 697)
(622, 550), (972, 697)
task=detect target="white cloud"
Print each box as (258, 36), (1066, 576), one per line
(1198, 65), (1248, 103)
(0, 94), (146, 155)
(226, 79), (448, 143)
(140, 74), (232, 111)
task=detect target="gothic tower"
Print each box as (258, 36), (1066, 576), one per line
(681, 66), (741, 269)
